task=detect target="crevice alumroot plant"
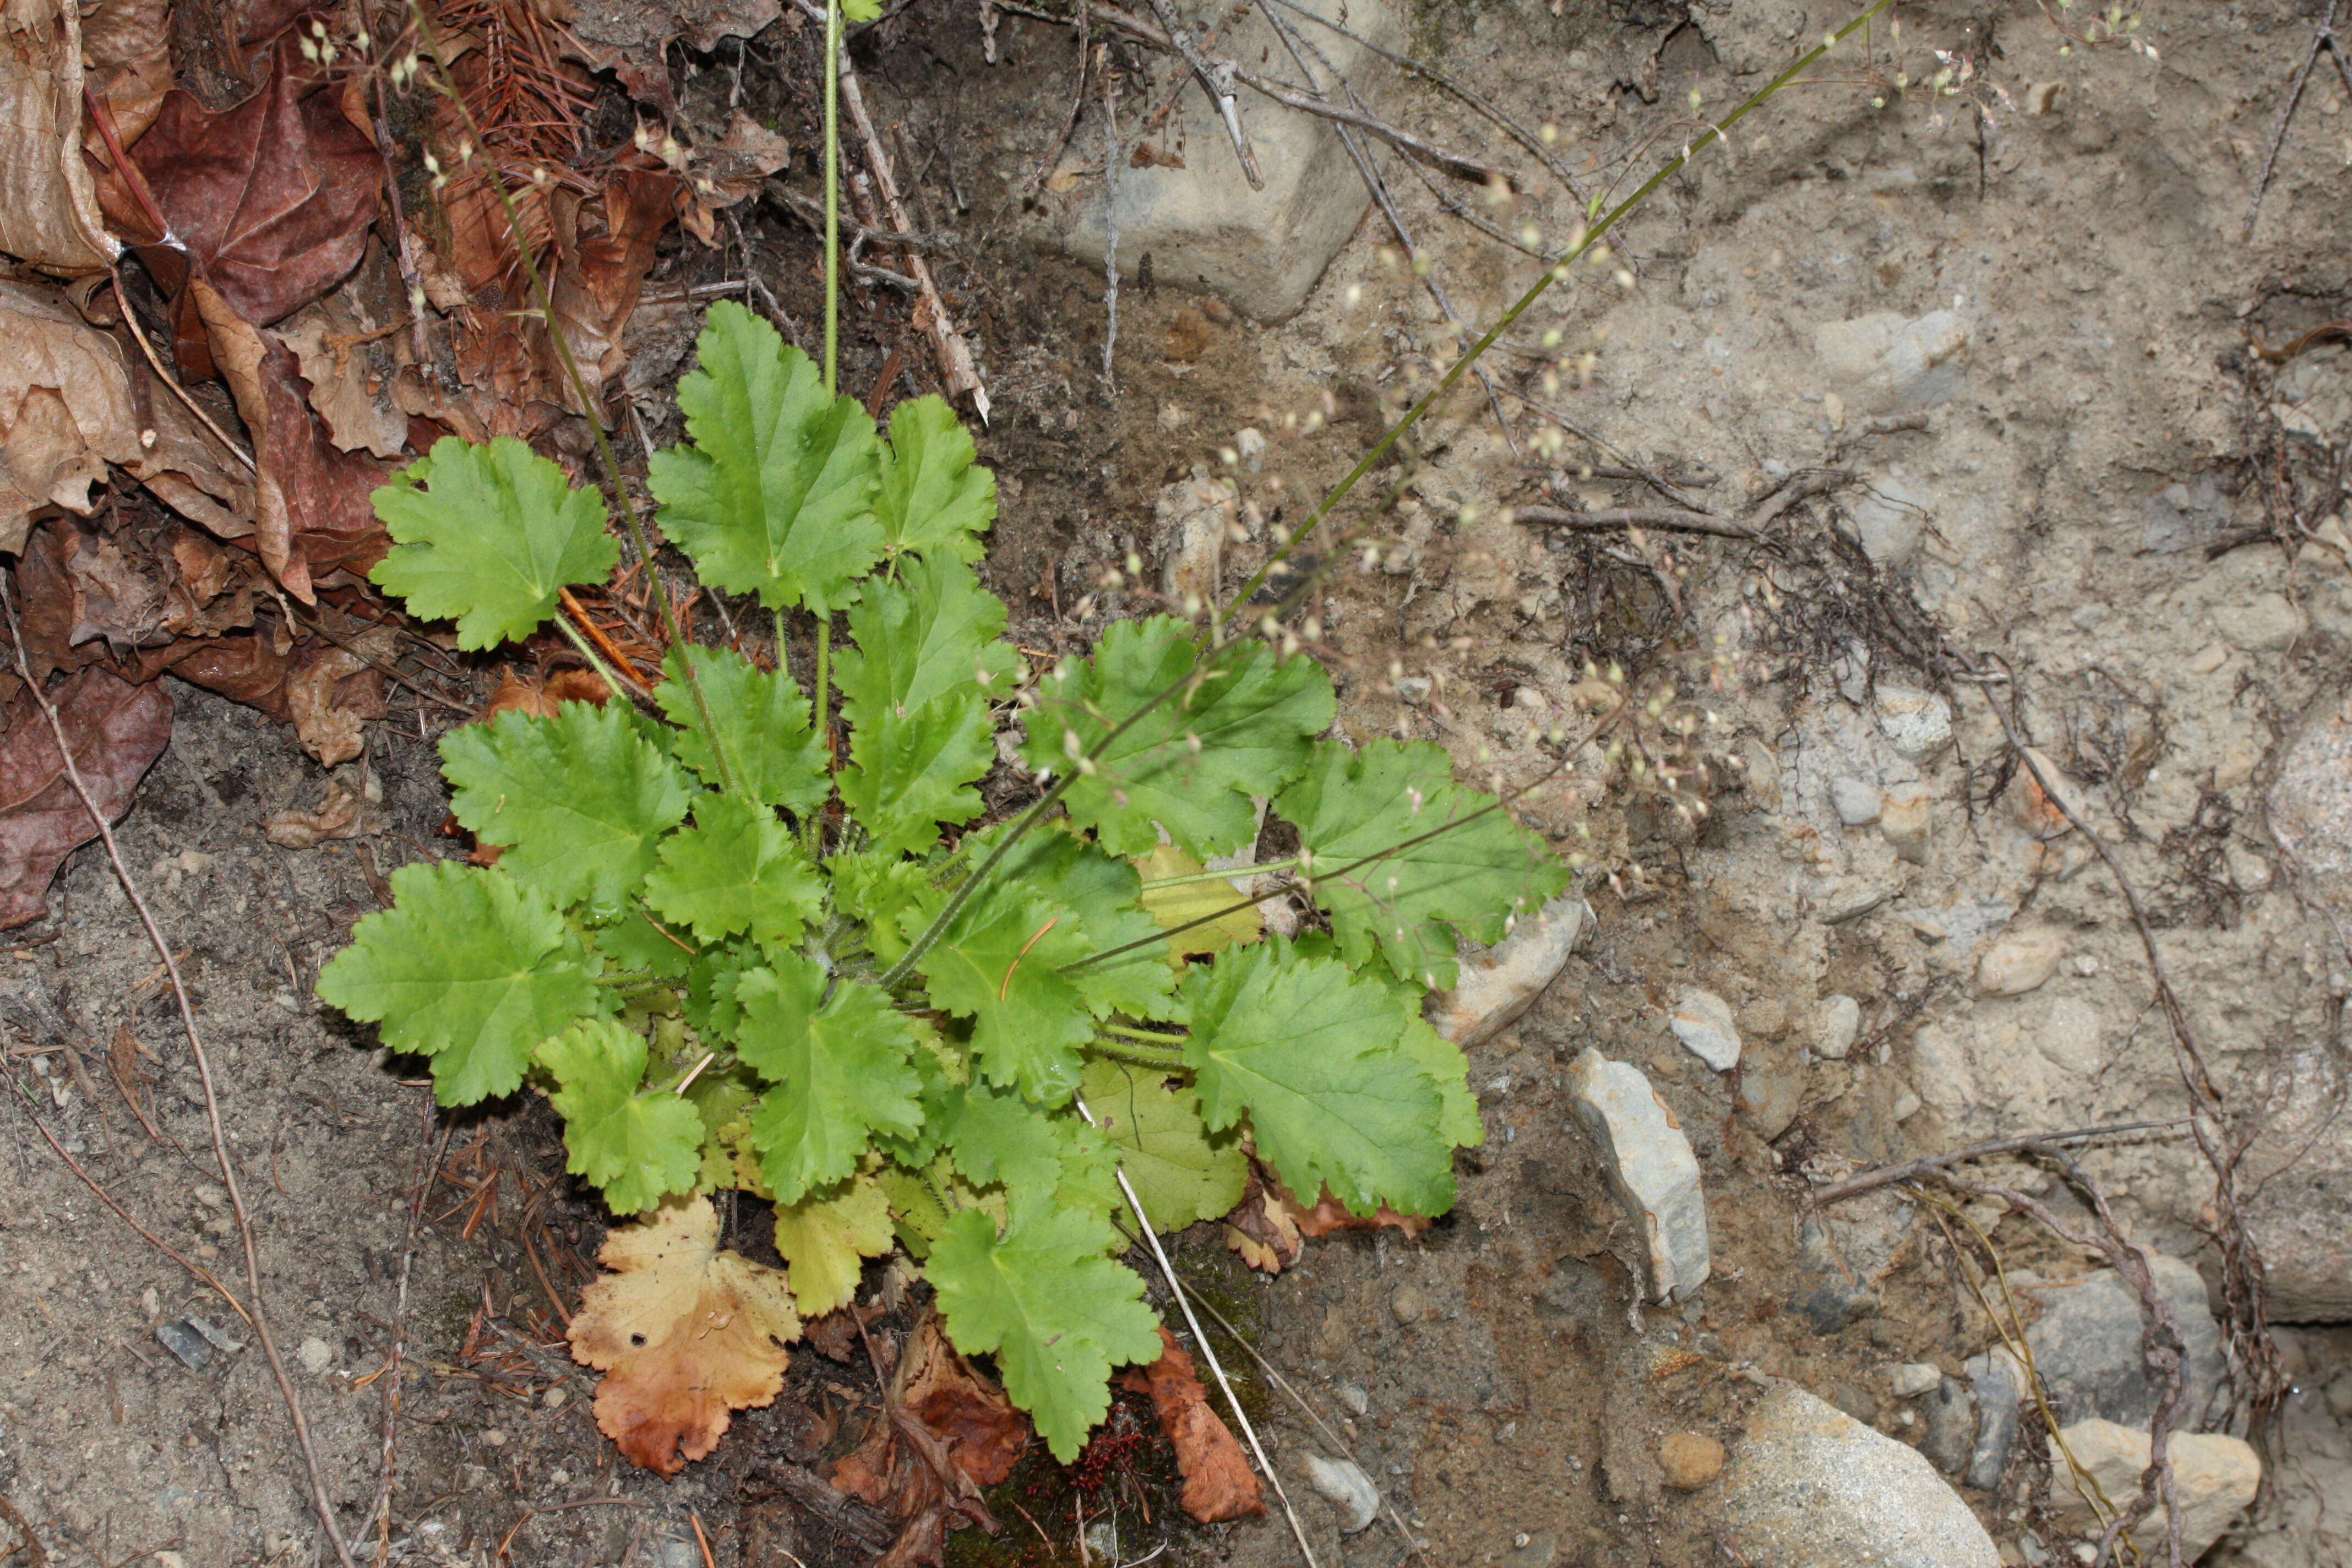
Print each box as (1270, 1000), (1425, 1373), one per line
(313, 300), (1566, 1474)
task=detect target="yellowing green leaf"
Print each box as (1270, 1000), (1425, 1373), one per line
(537, 1019), (704, 1214)
(771, 1175), (894, 1316)
(317, 861), (602, 1107)
(1079, 1058), (1245, 1229)
(1133, 843), (1262, 962)
(369, 437), (617, 650)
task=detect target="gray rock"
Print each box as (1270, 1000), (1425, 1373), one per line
(1299, 1453), (1380, 1533)
(1810, 995), (1863, 1061)
(1830, 776), (1883, 826)
(1668, 988), (1742, 1070)
(1811, 309), (1971, 415)
(2214, 591), (2304, 652)
(1155, 464), (1229, 605)
(1963, 1349), (2023, 1490)
(1736, 1042), (1803, 1142)
(1501, 1531), (1559, 1568)
(1789, 1213), (1877, 1332)
(2026, 1255), (2228, 1429)
(1977, 929), (2064, 995)
(1885, 1363), (1943, 1399)
(2246, 1058), (2352, 1323)
(1335, 1380), (1369, 1417)
(296, 1336), (333, 1374)
(1389, 1284), (1430, 1325)
(2048, 1420), (2260, 1562)
(1709, 1385), (2000, 1568)
(2270, 690), (2352, 939)
(1850, 472), (1932, 569)
(1428, 895), (1592, 1048)
(1917, 1375), (1977, 1476)
(1043, 0), (1405, 320)
(1568, 1050), (1711, 1303)
(1875, 686), (1953, 760)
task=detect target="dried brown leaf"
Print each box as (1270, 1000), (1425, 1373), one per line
(0, 280), (253, 556)
(569, 1196), (802, 1476)
(560, 0), (780, 108)
(79, 0), (173, 144)
(285, 629), (394, 765)
(0, 0), (115, 274)
(279, 295), (410, 459)
(825, 1312), (1008, 1568)
(263, 781), (366, 847)
(1119, 1327), (1263, 1522)
(0, 667), (172, 928)
(133, 31), (383, 335)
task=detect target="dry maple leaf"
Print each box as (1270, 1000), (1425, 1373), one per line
(1118, 1327), (1264, 1523)
(827, 1311), (1009, 1568)
(0, 667), (172, 928)
(569, 1195), (803, 1476)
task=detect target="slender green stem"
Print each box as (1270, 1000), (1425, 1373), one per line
(823, 0), (842, 396)
(556, 620), (639, 703)
(1224, 0), (1898, 614)
(1088, 1040), (1189, 1070)
(1103, 1024), (1189, 1044)
(1137, 857), (1298, 892)
(404, 3), (738, 796)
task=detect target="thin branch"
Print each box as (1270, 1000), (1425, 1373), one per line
(1806, 1118), (2192, 1206)
(1512, 468), (1855, 542)
(1140, 0), (1265, 188)
(0, 579), (358, 1568)
(2242, 0), (2338, 237)
(370, 1113), (451, 1566)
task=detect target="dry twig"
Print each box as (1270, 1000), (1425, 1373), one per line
(2243, 0), (2342, 237)
(1808, 1118), (2193, 1207)
(1512, 468), (1856, 541)
(0, 580), (358, 1568)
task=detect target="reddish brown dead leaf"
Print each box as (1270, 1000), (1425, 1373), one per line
(825, 1311), (1006, 1568)
(79, 0), (173, 145)
(279, 292), (411, 459)
(1274, 1179), (1434, 1243)
(131, 30), (382, 343)
(1118, 1327), (1264, 1522)
(0, 0), (115, 274)
(285, 629), (394, 765)
(0, 279), (254, 556)
(190, 277), (391, 600)
(569, 1196), (802, 1476)
(0, 667), (172, 928)
(1221, 1166), (1303, 1274)
(483, 665), (611, 721)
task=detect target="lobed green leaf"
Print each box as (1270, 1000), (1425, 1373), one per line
(1079, 1058), (1245, 1229)
(369, 437), (617, 650)
(655, 645), (828, 814)
(927, 1202), (1162, 1462)
(875, 395), (995, 563)
(735, 955), (922, 1204)
(1278, 738), (1570, 989)
(536, 1018), (703, 1214)
(317, 861), (601, 1107)
(442, 701), (693, 917)
(644, 792), (824, 946)
(649, 301), (882, 613)
(1017, 617), (1334, 859)
(906, 885), (1096, 1106)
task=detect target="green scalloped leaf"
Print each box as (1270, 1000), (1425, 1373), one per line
(644, 792), (824, 945)
(441, 702), (693, 917)
(649, 301), (881, 613)
(1079, 1058), (1245, 1230)
(1017, 617), (1333, 859)
(369, 437), (618, 650)
(771, 1175), (895, 1317)
(317, 861), (602, 1107)
(1277, 737), (1570, 988)
(536, 1018), (704, 1214)
(906, 885), (1096, 1106)
(876, 395), (995, 563)
(736, 955), (922, 1204)
(655, 645), (829, 814)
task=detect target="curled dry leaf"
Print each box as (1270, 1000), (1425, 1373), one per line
(678, 114), (792, 245)
(0, 667), (173, 928)
(1118, 1327), (1264, 1522)
(1275, 1178), (1434, 1243)
(78, 0), (173, 144)
(263, 781), (367, 847)
(285, 627), (395, 765)
(483, 665), (612, 721)
(0, 0), (116, 274)
(279, 295), (411, 460)
(827, 1311), (1012, 1568)
(1221, 1164), (1302, 1273)
(0, 280), (254, 557)
(568, 1195), (803, 1476)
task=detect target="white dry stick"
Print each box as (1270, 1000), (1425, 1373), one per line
(803, 3), (993, 424)
(1072, 1096), (1321, 1568)
(0, 579), (360, 1568)
(1101, 76), (1120, 394)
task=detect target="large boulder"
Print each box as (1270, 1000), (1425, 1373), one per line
(1037, 0), (1404, 320)
(1709, 1385), (1999, 1568)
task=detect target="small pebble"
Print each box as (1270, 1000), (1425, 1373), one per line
(544, 1384), (569, 1409)
(1830, 776), (1883, 826)
(1390, 1284), (1431, 1325)
(482, 1429), (507, 1447)
(1810, 995), (1862, 1060)
(1336, 1380), (1369, 1417)
(1300, 1453), (1380, 1533)
(1885, 1362), (1943, 1398)
(296, 1336), (333, 1374)
(1978, 930), (2065, 995)
(1658, 1430), (1726, 1489)
(1669, 988), (1742, 1071)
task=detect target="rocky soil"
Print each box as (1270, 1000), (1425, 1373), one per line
(4, 1), (2351, 1566)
